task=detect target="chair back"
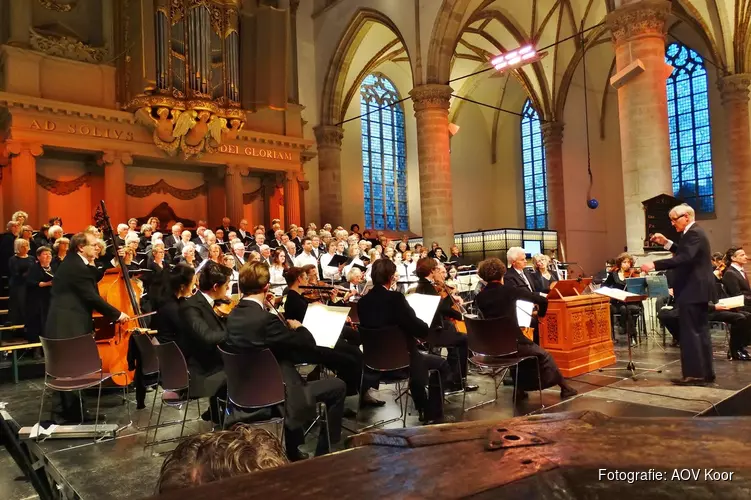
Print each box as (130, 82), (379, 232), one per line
(154, 342), (189, 391)
(358, 326), (411, 371)
(218, 347), (285, 408)
(133, 333), (160, 376)
(40, 335), (101, 378)
(464, 316), (519, 357)
(347, 302), (360, 324)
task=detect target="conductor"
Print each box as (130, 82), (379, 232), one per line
(641, 204), (714, 386)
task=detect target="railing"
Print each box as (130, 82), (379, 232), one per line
(408, 228), (558, 265)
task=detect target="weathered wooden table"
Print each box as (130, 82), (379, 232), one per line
(153, 411), (751, 499)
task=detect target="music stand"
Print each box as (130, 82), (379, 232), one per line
(644, 274), (670, 350)
(596, 288), (662, 380)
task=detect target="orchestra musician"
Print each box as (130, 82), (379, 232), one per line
(357, 259), (452, 423)
(45, 232), (131, 422)
(529, 253), (559, 294)
(475, 257), (578, 401)
(604, 252), (642, 347)
(504, 247), (543, 343)
(413, 258), (477, 393)
(177, 260), (232, 424)
(224, 262), (345, 460)
(721, 247), (751, 306)
(641, 203), (715, 386)
(25, 246), (53, 354)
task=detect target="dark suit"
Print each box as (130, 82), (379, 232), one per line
(604, 271), (642, 340)
(225, 299), (345, 456)
(504, 267), (536, 293)
(163, 234), (180, 248)
(357, 285), (450, 412)
(475, 282), (564, 391)
(216, 225), (237, 235)
(178, 292), (227, 418)
(654, 224), (714, 379)
(45, 254), (122, 419)
(414, 279), (469, 384)
(722, 266), (751, 303)
(529, 269), (559, 294)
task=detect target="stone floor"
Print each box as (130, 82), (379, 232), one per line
(1, 330), (750, 499)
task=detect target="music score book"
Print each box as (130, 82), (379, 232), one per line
(302, 303), (350, 349)
(516, 300), (535, 328)
(595, 286), (639, 302)
(717, 295), (745, 309)
(405, 293), (442, 327)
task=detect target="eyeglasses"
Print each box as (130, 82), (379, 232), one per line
(669, 214), (687, 222)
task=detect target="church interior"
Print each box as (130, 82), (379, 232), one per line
(1, 0), (751, 498)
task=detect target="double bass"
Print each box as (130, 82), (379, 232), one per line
(92, 201), (148, 386)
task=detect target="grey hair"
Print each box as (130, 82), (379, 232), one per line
(233, 241), (245, 251)
(532, 253), (549, 267)
(506, 247), (527, 266)
(48, 225), (63, 238)
(140, 223), (153, 234)
(181, 243), (196, 256)
(346, 267), (362, 282)
(14, 238), (29, 253)
(670, 203), (695, 219)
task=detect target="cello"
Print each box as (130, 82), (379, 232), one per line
(92, 201), (147, 386)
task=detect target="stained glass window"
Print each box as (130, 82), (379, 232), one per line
(360, 74), (408, 231)
(521, 99), (547, 229)
(666, 42), (714, 213)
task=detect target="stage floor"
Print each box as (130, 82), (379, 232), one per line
(1, 329), (751, 499)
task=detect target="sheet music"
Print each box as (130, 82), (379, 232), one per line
(516, 300), (535, 328)
(595, 286), (639, 302)
(718, 295), (745, 309)
(302, 303), (349, 349)
(405, 293), (442, 327)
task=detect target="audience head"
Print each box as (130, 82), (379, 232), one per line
(260, 245), (271, 259)
(148, 217), (160, 230)
(350, 223), (360, 233)
(255, 232), (266, 245)
(371, 258), (397, 288)
(181, 230), (192, 242)
(171, 224), (182, 237)
(117, 223), (129, 237)
(239, 219), (248, 230)
(336, 240), (346, 254)
(232, 241), (245, 258)
(249, 251), (261, 262)
(272, 248), (286, 266)
(222, 254), (236, 269)
(128, 218), (138, 231)
(48, 225), (63, 240)
(209, 243), (222, 262)
(182, 243), (196, 260)
(197, 226), (206, 238)
(12, 211), (28, 225)
(156, 426), (287, 494)
(302, 237), (313, 253)
(215, 229), (225, 241)
(37, 246), (52, 267)
(285, 241), (296, 256)
(478, 257), (506, 282)
(48, 216), (63, 227)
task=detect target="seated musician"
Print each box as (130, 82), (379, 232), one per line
(178, 261), (231, 423)
(604, 252), (642, 347)
(475, 257), (578, 400)
(529, 253), (559, 294)
(152, 263), (196, 345)
(721, 247), (751, 306)
(504, 247), (544, 343)
(225, 262), (346, 460)
(345, 267), (367, 302)
(357, 259), (453, 423)
(282, 266), (380, 406)
(413, 258), (477, 393)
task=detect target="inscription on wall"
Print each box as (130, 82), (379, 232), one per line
(30, 120), (134, 141)
(218, 143), (294, 161)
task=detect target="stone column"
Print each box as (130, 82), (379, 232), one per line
(284, 170), (302, 227)
(541, 122), (566, 254)
(719, 74), (751, 248)
(289, 0), (300, 104)
(224, 165), (245, 228)
(313, 124), (344, 226)
(409, 84), (454, 249)
(606, 0), (673, 253)
(8, 0), (32, 46)
(98, 151), (132, 226)
(7, 141), (43, 227)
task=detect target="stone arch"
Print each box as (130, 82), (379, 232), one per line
(426, 0), (474, 84)
(319, 8), (414, 125)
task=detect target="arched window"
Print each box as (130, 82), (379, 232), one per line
(521, 99), (547, 229)
(665, 42), (714, 213)
(360, 74), (408, 231)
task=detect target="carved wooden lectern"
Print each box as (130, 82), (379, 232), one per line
(538, 279), (616, 377)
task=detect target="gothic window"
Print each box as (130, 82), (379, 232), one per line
(360, 74), (408, 231)
(521, 99), (547, 229)
(666, 42), (714, 213)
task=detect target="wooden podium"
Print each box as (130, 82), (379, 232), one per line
(538, 279), (616, 377)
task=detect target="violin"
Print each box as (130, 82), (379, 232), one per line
(713, 261), (726, 280)
(434, 281), (467, 334)
(213, 297), (238, 318)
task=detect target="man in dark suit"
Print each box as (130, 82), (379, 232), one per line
(163, 224), (183, 248)
(216, 217), (237, 236)
(236, 219), (253, 246)
(722, 247), (751, 303)
(357, 259), (452, 423)
(504, 246), (536, 293)
(178, 261), (232, 423)
(413, 258), (476, 393)
(45, 232), (130, 422)
(225, 262), (345, 460)
(642, 203), (715, 385)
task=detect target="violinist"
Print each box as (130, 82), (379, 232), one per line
(414, 258), (476, 393)
(712, 252), (725, 281)
(45, 232), (131, 423)
(151, 263), (196, 346)
(178, 260), (232, 424)
(224, 262), (346, 460)
(25, 246), (53, 355)
(604, 252), (642, 347)
(345, 267), (367, 303)
(281, 266), (380, 408)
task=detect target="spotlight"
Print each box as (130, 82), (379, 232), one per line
(491, 45), (544, 72)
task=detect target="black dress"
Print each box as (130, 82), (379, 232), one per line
(8, 255), (33, 326)
(25, 263), (53, 342)
(51, 255), (66, 273)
